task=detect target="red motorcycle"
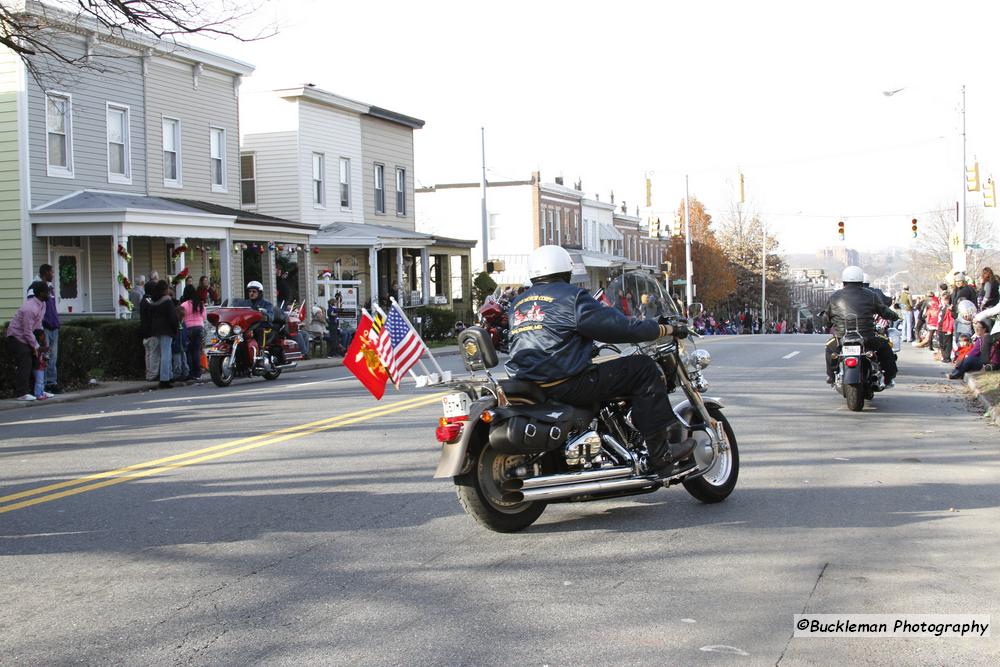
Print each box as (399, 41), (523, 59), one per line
(206, 304), (303, 387)
(478, 297), (510, 354)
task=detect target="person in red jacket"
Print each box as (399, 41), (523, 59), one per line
(936, 294), (955, 362)
(916, 291), (941, 349)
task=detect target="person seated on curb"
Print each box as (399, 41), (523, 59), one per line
(949, 322), (989, 380)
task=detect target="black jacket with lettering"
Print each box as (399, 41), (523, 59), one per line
(505, 281), (662, 381)
(824, 284), (898, 338)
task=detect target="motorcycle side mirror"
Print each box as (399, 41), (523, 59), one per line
(688, 302), (704, 319)
(458, 326), (499, 372)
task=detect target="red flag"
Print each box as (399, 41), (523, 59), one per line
(343, 312), (389, 399)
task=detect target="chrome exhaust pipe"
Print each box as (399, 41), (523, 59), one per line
(510, 476), (660, 503)
(274, 362), (297, 370)
(503, 465), (633, 491)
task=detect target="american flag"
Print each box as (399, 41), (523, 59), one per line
(375, 303), (424, 385)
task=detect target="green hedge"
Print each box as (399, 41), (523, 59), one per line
(408, 306), (459, 341)
(0, 319), (145, 398)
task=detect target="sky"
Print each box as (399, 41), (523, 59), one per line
(186, 0), (1000, 255)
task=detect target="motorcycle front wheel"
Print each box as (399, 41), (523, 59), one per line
(683, 406), (739, 503)
(454, 438), (546, 533)
(209, 356), (234, 387)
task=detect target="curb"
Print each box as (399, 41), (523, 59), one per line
(0, 345), (460, 413)
(963, 373), (999, 427)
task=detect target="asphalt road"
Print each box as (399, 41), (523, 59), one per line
(1, 335), (998, 666)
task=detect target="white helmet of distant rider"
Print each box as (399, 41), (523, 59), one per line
(527, 245), (573, 282)
(841, 266), (864, 284)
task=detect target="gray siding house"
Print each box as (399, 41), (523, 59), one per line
(0, 1), (315, 319)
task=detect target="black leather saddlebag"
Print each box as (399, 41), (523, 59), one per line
(488, 404), (593, 454)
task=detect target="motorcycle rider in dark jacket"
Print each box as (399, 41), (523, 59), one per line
(824, 265), (900, 386)
(505, 245), (695, 475)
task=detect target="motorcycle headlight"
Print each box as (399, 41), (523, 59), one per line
(693, 349), (712, 369)
(217, 323), (232, 337)
(233, 325), (243, 335)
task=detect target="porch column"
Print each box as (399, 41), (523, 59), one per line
(368, 246), (378, 308)
(220, 232), (232, 305)
(266, 247), (277, 304)
(174, 237), (186, 274)
(113, 230), (130, 319)
(395, 247), (404, 304)
(420, 247), (430, 305)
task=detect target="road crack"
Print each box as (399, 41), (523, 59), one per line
(775, 562), (828, 667)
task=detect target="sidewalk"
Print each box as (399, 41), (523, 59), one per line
(965, 371), (1000, 427)
(0, 345), (460, 413)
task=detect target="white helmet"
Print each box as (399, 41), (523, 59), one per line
(527, 245), (573, 280)
(862, 273), (871, 284)
(246, 280), (264, 291)
(842, 266), (864, 283)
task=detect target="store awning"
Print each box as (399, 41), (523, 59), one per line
(598, 222), (623, 241)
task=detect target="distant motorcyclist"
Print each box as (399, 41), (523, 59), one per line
(506, 245), (695, 475)
(824, 266), (900, 387)
(862, 273), (893, 307)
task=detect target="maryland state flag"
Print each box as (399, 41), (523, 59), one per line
(343, 311), (389, 399)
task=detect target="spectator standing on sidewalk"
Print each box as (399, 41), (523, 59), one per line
(148, 280), (178, 388)
(139, 287), (159, 381)
(936, 294), (955, 362)
(29, 264), (62, 394)
(129, 275), (145, 318)
(951, 272), (976, 317)
(979, 267), (998, 310)
(179, 285), (206, 381)
(6, 281), (49, 401)
(898, 285), (914, 342)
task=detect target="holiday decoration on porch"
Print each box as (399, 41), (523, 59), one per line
(267, 242), (276, 251)
(258, 244), (266, 254)
(312, 246), (320, 254)
(170, 267), (190, 284)
(116, 244), (132, 262)
(118, 296), (134, 311)
(171, 243), (189, 258)
(116, 273), (132, 290)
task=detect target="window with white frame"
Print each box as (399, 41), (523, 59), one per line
(395, 167), (406, 215)
(45, 92), (73, 177)
(241, 153), (256, 205)
(162, 117), (181, 186)
(374, 164), (385, 213)
(106, 103), (130, 183)
(554, 210), (562, 244)
(339, 157), (350, 208)
(210, 127), (226, 191)
(312, 153), (325, 206)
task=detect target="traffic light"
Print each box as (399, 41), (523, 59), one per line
(967, 161), (980, 192)
(985, 176), (996, 207)
(485, 259), (505, 274)
(911, 218), (918, 238)
(645, 177), (652, 207)
(837, 220), (845, 241)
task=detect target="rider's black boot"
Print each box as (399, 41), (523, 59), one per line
(645, 431), (697, 477)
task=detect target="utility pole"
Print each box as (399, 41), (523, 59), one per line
(958, 85), (967, 272)
(480, 127), (489, 271)
(761, 216), (767, 334)
(684, 174), (693, 308)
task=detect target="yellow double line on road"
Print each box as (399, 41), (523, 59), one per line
(0, 392), (446, 515)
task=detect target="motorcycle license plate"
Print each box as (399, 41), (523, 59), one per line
(442, 393), (471, 418)
(842, 345), (862, 356)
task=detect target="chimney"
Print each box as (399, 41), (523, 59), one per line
(610, 190), (615, 204)
(595, 193), (600, 201)
(574, 179), (582, 191)
(555, 176), (564, 186)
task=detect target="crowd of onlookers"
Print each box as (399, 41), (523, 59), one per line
(899, 268), (1000, 380)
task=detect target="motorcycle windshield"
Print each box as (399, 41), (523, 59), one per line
(604, 271), (679, 321)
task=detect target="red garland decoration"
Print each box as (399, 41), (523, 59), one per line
(118, 296), (134, 311)
(117, 273), (132, 290)
(171, 244), (189, 258)
(117, 244), (132, 262)
(171, 267), (190, 284)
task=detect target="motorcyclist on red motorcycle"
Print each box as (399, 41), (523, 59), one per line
(505, 245), (696, 476)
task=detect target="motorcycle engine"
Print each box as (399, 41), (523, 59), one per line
(563, 431), (606, 469)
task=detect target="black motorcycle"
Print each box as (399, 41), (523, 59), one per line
(431, 272), (739, 532)
(832, 317), (888, 411)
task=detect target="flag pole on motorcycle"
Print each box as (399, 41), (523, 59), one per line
(343, 299), (451, 398)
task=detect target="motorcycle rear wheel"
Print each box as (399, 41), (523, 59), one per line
(455, 438), (546, 533)
(683, 407), (739, 503)
(209, 356), (234, 387)
(263, 368), (282, 381)
(844, 383), (864, 411)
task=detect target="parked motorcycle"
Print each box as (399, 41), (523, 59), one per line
(206, 301), (302, 387)
(832, 317), (889, 411)
(433, 272), (739, 532)
(478, 296), (510, 354)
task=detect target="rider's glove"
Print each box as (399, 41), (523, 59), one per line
(670, 323), (690, 339)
